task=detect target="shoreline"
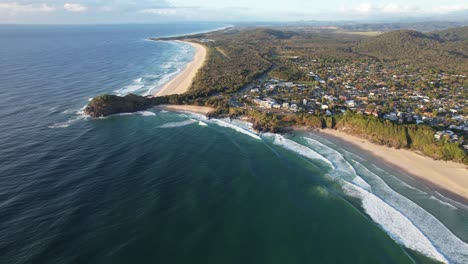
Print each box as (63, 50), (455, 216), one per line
(155, 105), (214, 115)
(154, 40), (207, 97)
(317, 129), (468, 203)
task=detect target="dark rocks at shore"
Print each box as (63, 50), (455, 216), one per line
(85, 94), (165, 118)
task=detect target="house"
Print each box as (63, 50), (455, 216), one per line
(253, 98), (263, 105)
(384, 112), (398, 121)
(272, 103), (281, 109)
(282, 103), (290, 109)
(345, 100), (356, 107)
(290, 104), (299, 112)
(321, 105), (329, 110)
(434, 131), (444, 140)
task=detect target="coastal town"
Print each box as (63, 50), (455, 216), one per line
(235, 58), (468, 151)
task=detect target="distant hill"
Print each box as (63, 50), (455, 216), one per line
(351, 27), (467, 71)
(354, 30), (442, 54)
(338, 21), (467, 33)
(434, 26), (468, 41)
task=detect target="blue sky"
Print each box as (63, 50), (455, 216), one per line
(1, 0), (467, 23)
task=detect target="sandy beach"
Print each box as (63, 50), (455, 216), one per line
(154, 41), (207, 97)
(319, 129), (468, 201)
(156, 105), (214, 115)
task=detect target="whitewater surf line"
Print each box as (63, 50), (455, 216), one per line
(271, 134), (334, 169)
(209, 119), (261, 140)
(303, 135), (468, 263)
(130, 110), (468, 263)
(159, 119), (197, 128)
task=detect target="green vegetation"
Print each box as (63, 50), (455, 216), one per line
(190, 44), (271, 94)
(352, 29), (468, 72)
(333, 112), (467, 163)
(217, 106), (466, 164)
(88, 26), (467, 164)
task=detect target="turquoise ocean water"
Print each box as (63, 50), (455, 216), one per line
(0, 24), (467, 263)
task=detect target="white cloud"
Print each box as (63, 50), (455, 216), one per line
(139, 8), (177, 15)
(64, 3), (88, 12)
(355, 3), (373, 13)
(432, 4), (468, 14)
(343, 2), (466, 15)
(0, 2), (55, 14)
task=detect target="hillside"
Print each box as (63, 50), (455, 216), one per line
(435, 26), (468, 41)
(352, 28), (468, 72)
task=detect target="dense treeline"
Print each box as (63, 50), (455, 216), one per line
(190, 44), (271, 94)
(219, 107), (467, 163)
(147, 27), (468, 164)
(352, 29), (468, 72)
(333, 113), (467, 163)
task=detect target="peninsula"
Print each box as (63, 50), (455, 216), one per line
(85, 26), (467, 202)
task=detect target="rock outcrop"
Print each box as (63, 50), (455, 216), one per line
(84, 94), (155, 117)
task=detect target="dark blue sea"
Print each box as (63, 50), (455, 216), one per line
(0, 24), (467, 263)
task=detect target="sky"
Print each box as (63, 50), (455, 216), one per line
(0, 0), (467, 24)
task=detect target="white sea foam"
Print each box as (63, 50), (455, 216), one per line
(48, 116), (86, 129)
(143, 70), (181, 96)
(115, 83), (145, 96)
(271, 134), (334, 168)
(351, 159), (468, 263)
(198, 121), (208, 127)
(209, 119), (261, 140)
(115, 111), (155, 117)
(303, 137), (371, 190)
(296, 138), (468, 263)
(48, 122), (72, 129)
(343, 182), (448, 263)
(137, 111), (156, 116)
(434, 191), (468, 211)
(114, 49), (188, 96)
(183, 112), (209, 121)
(429, 196), (458, 210)
(159, 119), (197, 128)
(303, 136), (468, 263)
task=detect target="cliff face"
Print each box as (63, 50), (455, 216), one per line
(84, 94), (153, 117)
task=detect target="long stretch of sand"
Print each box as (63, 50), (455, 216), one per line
(154, 41), (207, 97)
(319, 129), (468, 201)
(156, 105), (214, 115)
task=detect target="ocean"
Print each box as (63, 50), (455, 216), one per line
(0, 24), (467, 263)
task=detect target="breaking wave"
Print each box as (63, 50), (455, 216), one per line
(270, 134), (334, 168)
(48, 116), (87, 129)
(302, 135), (468, 263)
(137, 111), (156, 116)
(114, 41), (194, 97)
(209, 119), (261, 140)
(343, 182), (448, 263)
(159, 119), (197, 128)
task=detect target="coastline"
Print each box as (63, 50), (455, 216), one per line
(318, 129), (468, 202)
(154, 40), (207, 97)
(155, 104), (214, 115)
